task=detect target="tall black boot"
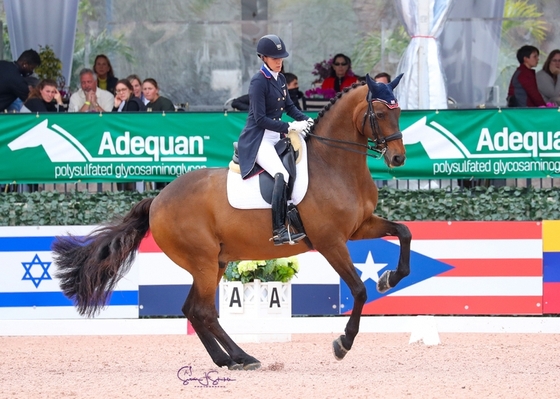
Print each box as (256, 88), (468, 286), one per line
(271, 173), (305, 246)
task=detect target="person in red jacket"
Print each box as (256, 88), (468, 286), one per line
(507, 45), (546, 107)
(321, 53), (357, 97)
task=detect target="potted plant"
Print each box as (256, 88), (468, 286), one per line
(220, 257), (299, 326)
(222, 257), (299, 284)
(35, 45), (67, 99)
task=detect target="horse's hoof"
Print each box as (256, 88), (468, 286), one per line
(228, 363), (244, 371)
(332, 336), (349, 361)
(243, 362), (262, 371)
(377, 270), (392, 293)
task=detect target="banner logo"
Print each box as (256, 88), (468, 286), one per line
(8, 120), (207, 163)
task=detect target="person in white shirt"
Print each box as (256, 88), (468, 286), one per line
(68, 68), (114, 112)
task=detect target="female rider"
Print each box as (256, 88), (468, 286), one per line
(237, 34), (312, 246)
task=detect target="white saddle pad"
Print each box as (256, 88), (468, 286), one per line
(227, 134), (309, 209)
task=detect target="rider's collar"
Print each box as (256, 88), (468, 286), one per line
(260, 64), (279, 80)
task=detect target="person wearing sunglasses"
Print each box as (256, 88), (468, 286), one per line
(321, 53), (357, 95)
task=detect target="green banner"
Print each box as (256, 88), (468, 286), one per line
(0, 112), (247, 183)
(379, 108), (560, 180)
(1, 108), (560, 183)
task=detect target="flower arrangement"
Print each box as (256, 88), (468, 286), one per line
(223, 257), (299, 284)
(304, 87), (336, 99)
(312, 57), (334, 84)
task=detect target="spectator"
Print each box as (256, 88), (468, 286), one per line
(536, 49), (560, 106)
(507, 45), (546, 107)
(93, 54), (118, 95)
(321, 53), (357, 95)
(0, 49), (41, 112)
(113, 79), (147, 112)
(7, 75), (40, 112)
(143, 78), (175, 111)
(68, 68), (114, 112)
(21, 79), (65, 112)
(231, 94), (250, 111)
(374, 72), (391, 84)
(284, 72), (303, 110)
(127, 74), (148, 105)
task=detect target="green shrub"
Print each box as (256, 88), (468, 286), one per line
(0, 186), (558, 226)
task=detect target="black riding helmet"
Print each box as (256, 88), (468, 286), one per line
(256, 34), (289, 58)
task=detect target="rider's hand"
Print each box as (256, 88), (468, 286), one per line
(288, 120), (308, 134)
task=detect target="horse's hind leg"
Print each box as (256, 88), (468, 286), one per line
(184, 281), (261, 370)
(351, 214), (411, 293)
(182, 287), (241, 370)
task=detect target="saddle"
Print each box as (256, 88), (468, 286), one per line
(229, 131), (302, 202)
(229, 133), (309, 246)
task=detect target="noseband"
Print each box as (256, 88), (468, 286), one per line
(361, 92), (403, 159)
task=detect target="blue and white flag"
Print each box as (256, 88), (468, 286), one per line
(0, 226), (138, 319)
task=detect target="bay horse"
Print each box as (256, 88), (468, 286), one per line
(53, 74), (411, 371)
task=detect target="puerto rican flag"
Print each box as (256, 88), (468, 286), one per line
(341, 221), (543, 315)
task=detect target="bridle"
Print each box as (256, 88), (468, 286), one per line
(305, 92), (402, 160)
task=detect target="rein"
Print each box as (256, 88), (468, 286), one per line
(305, 93), (402, 159)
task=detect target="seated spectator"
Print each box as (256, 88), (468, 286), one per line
(69, 68), (114, 112)
(127, 74), (148, 105)
(113, 79), (147, 112)
(231, 94), (250, 111)
(143, 78), (175, 111)
(536, 49), (560, 106)
(21, 79), (66, 112)
(94, 54), (118, 95)
(0, 49), (41, 112)
(507, 45), (546, 107)
(374, 72), (391, 84)
(285, 72), (303, 110)
(321, 53), (357, 95)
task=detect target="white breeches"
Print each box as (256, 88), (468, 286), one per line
(256, 129), (289, 183)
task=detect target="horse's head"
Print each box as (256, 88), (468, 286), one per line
(360, 73), (405, 167)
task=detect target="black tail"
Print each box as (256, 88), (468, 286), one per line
(52, 198), (154, 317)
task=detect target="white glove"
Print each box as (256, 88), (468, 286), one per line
(288, 120), (309, 134)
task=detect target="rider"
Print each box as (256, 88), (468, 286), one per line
(238, 34), (313, 246)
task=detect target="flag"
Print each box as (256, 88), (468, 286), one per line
(543, 221), (560, 313)
(0, 226), (138, 319)
(341, 221), (543, 315)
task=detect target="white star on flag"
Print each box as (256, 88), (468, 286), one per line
(353, 251), (387, 283)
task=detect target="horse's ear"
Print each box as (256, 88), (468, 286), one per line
(389, 73), (404, 90)
(365, 74), (381, 96)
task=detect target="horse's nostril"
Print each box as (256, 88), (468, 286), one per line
(392, 155), (405, 166)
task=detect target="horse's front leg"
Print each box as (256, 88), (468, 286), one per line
(350, 214), (411, 293)
(318, 245), (367, 361)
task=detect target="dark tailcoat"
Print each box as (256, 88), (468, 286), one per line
(238, 65), (307, 179)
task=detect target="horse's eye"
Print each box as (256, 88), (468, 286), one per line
(375, 112), (385, 119)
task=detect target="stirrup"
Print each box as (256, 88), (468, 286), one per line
(270, 227), (306, 246)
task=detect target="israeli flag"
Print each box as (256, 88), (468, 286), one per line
(0, 226), (138, 319)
